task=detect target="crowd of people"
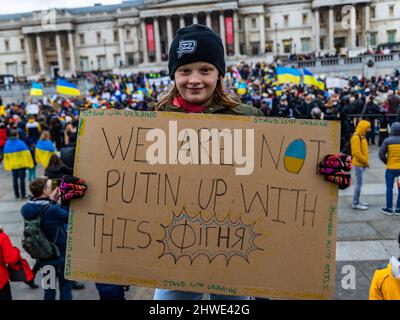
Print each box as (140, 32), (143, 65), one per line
(1, 23), (400, 300)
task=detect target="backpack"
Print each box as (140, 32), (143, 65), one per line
(22, 204), (60, 260)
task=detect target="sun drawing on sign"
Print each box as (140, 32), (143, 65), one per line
(157, 207), (263, 266)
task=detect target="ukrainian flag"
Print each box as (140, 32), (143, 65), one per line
(3, 139), (34, 171)
(35, 140), (56, 168)
(303, 69), (317, 87)
(30, 82), (43, 96)
(56, 79), (80, 96)
(316, 80), (325, 91)
(275, 85), (282, 96)
(276, 66), (301, 85)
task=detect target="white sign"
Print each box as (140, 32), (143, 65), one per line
(26, 104), (39, 115)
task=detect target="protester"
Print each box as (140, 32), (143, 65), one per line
(369, 232), (400, 300)
(0, 120), (6, 162)
(3, 129), (34, 199)
(350, 120), (371, 210)
(45, 154), (69, 182)
(21, 178), (72, 300)
(25, 115), (41, 143)
(35, 131), (56, 169)
(378, 122), (400, 216)
(145, 24), (348, 299)
(0, 225), (35, 300)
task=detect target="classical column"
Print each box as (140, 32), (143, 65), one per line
(118, 27), (126, 67)
(219, 11), (226, 55)
(259, 13), (265, 55)
(24, 36), (33, 75)
(67, 32), (77, 73)
(313, 9), (321, 52)
(140, 19), (149, 63)
(166, 16), (173, 49)
(349, 6), (357, 48)
(364, 5), (370, 48)
(244, 15), (251, 55)
(233, 11), (240, 56)
(55, 33), (64, 73)
(328, 7), (335, 52)
(132, 24), (140, 64)
(36, 35), (45, 74)
(180, 15), (185, 28)
(193, 14), (198, 25)
(206, 12), (212, 28)
(154, 17), (161, 63)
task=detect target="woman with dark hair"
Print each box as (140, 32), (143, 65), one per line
(45, 154), (69, 182)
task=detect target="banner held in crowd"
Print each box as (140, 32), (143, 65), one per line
(56, 79), (81, 96)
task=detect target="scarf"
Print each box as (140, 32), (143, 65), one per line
(172, 95), (207, 113)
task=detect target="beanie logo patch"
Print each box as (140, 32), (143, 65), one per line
(177, 40), (197, 59)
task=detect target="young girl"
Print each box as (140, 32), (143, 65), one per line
(63, 24), (349, 301)
(153, 24), (263, 300)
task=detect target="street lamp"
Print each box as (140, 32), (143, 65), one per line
(366, 31), (370, 53)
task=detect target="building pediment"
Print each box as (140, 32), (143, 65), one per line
(140, 0), (238, 17)
(312, 0), (370, 8)
(143, 0), (234, 9)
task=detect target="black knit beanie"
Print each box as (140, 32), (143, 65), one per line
(168, 24), (225, 80)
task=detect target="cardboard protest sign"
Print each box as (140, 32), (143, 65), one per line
(66, 110), (340, 299)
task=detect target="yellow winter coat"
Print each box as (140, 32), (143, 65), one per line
(369, 262), (400, 300)
(350, 120), (370, 167)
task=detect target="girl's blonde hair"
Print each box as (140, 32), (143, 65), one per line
(40, 131), (51, 141)
(156, 77), (241, 110)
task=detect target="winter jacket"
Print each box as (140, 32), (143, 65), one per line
(60, 143), (76, 175)
(379, 122), (400, 170)
(26, 119), (41, 143)
(0, 128), (6, 147)
(45, 163), (70, 180)
(160, 102), (264, 117)
(350, 120), (370, 167)
(369, 261), (400, 300)
(0, 231), (20, 289)
(21, 198), (69, 257)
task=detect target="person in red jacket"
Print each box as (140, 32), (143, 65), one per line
(0, 226), (20, 300)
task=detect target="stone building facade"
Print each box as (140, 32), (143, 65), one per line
(0, 0), (399, 78)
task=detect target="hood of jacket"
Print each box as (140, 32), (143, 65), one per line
(21, 199), (51, 220)
(355, 120), (371, 136)
(390, 122), (400, 136)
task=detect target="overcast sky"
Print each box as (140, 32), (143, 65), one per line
(0, 0), (123, 15)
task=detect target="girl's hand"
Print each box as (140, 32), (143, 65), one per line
(50, 187), (60, 202)
(60, 175), (88, 202)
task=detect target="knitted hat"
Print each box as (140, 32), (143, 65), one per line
(168, 24), (225, 80)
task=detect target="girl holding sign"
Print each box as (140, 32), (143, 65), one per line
(154, 24), (262, 300)
(153, 24), (351, 299)
(61, 24), (350, 301)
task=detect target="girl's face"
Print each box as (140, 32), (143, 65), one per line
(174, 62), (219, 105)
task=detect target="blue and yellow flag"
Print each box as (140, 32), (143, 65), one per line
(35, 140), (56, 168)
(56, 79), (80, 96)
(275, 85), (282, 96)
(316, 80), (325, 91)
(276, 66), (301, 85)
(30, 82), (43, 96)
(303, 69), (325, 90)
(3, 139), (34, 171)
